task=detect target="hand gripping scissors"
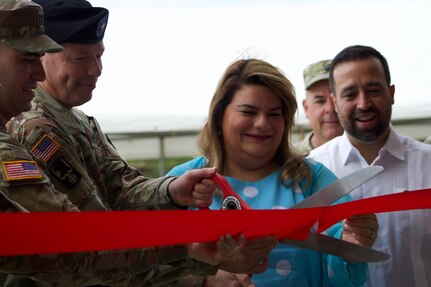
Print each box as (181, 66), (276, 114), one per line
(209, 166), (390, 262)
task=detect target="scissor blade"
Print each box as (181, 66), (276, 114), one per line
(280, 233), (390, 262)
(292, 166), (384, 209)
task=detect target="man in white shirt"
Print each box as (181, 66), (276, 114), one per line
(309, 45), (431, 287)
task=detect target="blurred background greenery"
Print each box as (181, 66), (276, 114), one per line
(129, 156), (194, 178)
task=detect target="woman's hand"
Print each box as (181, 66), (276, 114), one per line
(187, 233), (277, 274)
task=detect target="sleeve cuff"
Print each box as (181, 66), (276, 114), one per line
(156, 176), (186, 210)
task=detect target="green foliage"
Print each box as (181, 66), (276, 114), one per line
(128, 157), (194, 177)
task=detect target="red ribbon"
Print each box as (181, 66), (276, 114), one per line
(0, 188), (430, 257)
(316, 188), (431, 232)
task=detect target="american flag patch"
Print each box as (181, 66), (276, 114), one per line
(31, 134), (60, 163)
(2, 160), (42, 181)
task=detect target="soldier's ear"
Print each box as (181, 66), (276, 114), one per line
(302, 99), (310, 119)
(389, 85), (395, 105)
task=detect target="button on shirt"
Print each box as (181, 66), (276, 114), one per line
(309, 128), (431, 287)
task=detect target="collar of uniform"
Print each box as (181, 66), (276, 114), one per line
(305, 131), (314, 150)
(34, 85), (87, 135)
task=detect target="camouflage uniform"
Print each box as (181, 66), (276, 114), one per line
(303, 59), (332, 91)
(0, 125), (216, 286)
(293, 132), (314, 153)
(170, 274), (205, 286)
(8, 87), (181, 211)
(296, 60), (338, 155)
(0, 125), (78, 213)
(0, 0), (217, 285)
(0, 244), (214, 287)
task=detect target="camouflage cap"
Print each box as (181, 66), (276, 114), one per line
(0, 0), (62, 53)
(303, 59), (332, 90)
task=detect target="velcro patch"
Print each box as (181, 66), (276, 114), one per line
(31, 134), (60, 163)
(50, 158), (81, 189)
(2, 160), (42, 181)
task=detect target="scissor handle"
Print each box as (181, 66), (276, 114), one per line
(205, 174), (254, 278)
(200, 173), (251, 210)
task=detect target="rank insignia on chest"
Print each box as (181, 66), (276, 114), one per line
(2, 160), (42, 181)
(31, 134), (60, 163)
(50, 158), (81, 189)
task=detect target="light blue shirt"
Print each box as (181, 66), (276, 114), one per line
(168, 157), (367, 286)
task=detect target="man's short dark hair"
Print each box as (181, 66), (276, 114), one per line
(329, 45), (391, 94)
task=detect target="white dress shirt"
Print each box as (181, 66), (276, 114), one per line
(309, 127), (431, 287)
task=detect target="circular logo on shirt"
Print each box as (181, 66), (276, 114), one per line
(222, 196), (242, 210)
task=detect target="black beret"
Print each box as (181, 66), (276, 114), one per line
(32, 0), (108, 44)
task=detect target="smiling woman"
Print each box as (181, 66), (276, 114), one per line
(166, 58), (378, 286)
(221, 84), (285, 180)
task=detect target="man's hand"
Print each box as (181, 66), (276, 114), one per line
(342, 214), (379, 248)
(204, 270), (255, 287)
(168, 167), (217, 208)
(186, 233), (276, 275)
(186, 233), (241, 266)
(218, 234), (277, 274)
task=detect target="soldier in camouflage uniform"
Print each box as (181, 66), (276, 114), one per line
(0, 0), (223, 285)
(3, 0), (277, 286)
(7, 0), (216, 212)
(0, 0), (76, 216)
(294, 59), (343, 153)
(0, 7), (81, 285)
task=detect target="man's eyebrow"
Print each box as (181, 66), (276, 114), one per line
(366, 82), (384, 88)
(311, 94), (326, 99)
(340, 85), (355, 93)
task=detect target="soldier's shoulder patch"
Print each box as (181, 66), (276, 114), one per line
(2, 160), (42, 181)
(31, 133), (60, 163)
(49, 157), (81, 189)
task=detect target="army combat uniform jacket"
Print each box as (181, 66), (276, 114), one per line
(3, 88), (217, 286)
(293, 131), (314, 154)
(0, 125), (215, 286)
(0, 125), (78, 213)
(8, 86), (180, 211)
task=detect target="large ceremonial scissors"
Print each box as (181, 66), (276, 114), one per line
(209, 166), (390, 262)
